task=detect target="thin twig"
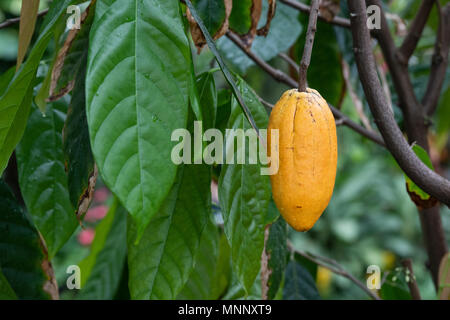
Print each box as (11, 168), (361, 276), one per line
(298, 0), (320, 92)
(396, 0), (435, 66)
(287, 241), (381, 300)
(348, 0), (450, 206)
(226, 30), (386, 147)
(280, 0), (351, 28)
(0, 8), (49, 29)
(401, 259), (422, 300)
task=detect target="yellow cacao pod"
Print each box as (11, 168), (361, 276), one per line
(268, 88), (337, 231)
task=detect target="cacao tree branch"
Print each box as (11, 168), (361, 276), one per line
(366, 0), (427, 147)
(396, 0), (436, 66)
(348, 0), (450, 206)
(298, 0), (320, 92)
(280, 0), (351, 28)
(226, 30), (386, 147)
(287, 241), (381, 300)
(0, 8), (49, 29)
(423, 3), (450, 116)
(365, 0), (449, 290)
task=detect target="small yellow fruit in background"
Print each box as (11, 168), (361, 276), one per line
(268, 88), (337, 231)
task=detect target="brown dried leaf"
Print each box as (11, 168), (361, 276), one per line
(257, 0), (276, 36)
(38, 233), (59, 300)
(319, 0), (340, 22)
(240, 0), (263, 48)
(76, 164), (98, 220)
(187, 0), (232, 51)
(48, 1), (95, 100)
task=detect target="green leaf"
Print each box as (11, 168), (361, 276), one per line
(63, 52), (95, 214)
(191, 0), (228, 36)
(229, 0), (254, 35)
(215, 88), (232, 133)
(267, 216), (288, 300)
(0, 0), (80, 176)
(78, 198), (127, 300)
(211, 232), (232, 299)
(196, 71), (218, 131)
(0, 269), (17, 300)
(128, 164), (211, 299)
(0, 180), (53, 300)
(283, 260), (321, 300)
(177, 216), (220, 299)
(380, 269), (412, 300)
(295, 19), (344, 106)
(16, 0), (40, 70)
(217, 2), (302, 73)
(265, 197), (280, 225)
(16, 102), (78, 259)
(86, 0), (191, 239)
(405, 144), (435, 200)
(218, 77), (271, 292)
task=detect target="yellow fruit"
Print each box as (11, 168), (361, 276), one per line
(268, 88), (337, 231)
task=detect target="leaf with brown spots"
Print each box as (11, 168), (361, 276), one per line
(63, 45), (97, 221)
(49, 0), (96, 101)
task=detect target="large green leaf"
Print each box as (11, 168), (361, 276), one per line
(16, 102), (78, 259)
(177, 216), (220, 299)
(283, 260), (321, 300)
(86, 0), (191, 239)
(217, 2), (302, 73)
(0, 0), (79, 176)
(218, 78), (271, 293)
(266, 216), (288, 300)
(127, 164), (211, 299)
(0, 180), (53, 300)
(77, 198), (127, 300)
(63, 53), (95, 214)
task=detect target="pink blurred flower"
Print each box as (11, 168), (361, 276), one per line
(94, 187), (109, 203)
(84, 205), (108, 222)
(211, 180), (218, 204)
(78, 228), (95, 246)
